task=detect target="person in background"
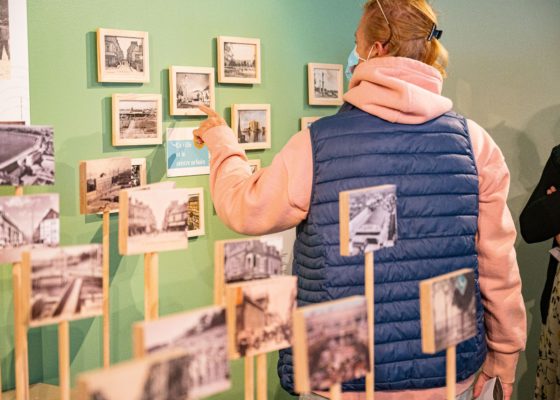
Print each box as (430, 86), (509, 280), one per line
(195, 0), (526, 398)
(519, 146), (560, 399)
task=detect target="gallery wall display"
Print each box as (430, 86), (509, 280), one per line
(217, 36), (261, 84)
(0, 0), (30, 124)
(77, 349), (193, 400)
(301, 117), (321, 130)
(79, 157), (133, 214)
(118, 186), (190, 255)
(231, 104), (271, 150)
(112, 93), (162, 146)
(225, 275), (296, 359)
(133, 305), (230, 399)
(0, 125), (54, 186)
(248, 159), (261, 174)
(420, 268), (477, 354)
(97, 28), (150, 83)
(26, 244), (103, 328)
(308, 63), (344, 106)
(0, 193), (59, 263)
(293, 296), (370, 394)
(166, 127), (210, 177)
(169, 65), (215, 116)
(339, 184), (397, 256)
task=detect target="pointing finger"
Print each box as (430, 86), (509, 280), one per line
(198, 105), (220, 118)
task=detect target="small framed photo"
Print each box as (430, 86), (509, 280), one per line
(217, 36), (261, 84)
(231, 104), (271, 150)
(300, 117), (321, 130)
(0, 125), (55, 186)
(112, 94), (162, 146)
(226, 276), (296, 359)
(133, 305), (230, 399)
(79, 157), (133, 215)
(420, 268), (477, 354)
(25, 244), (103, 328)
(293, 296), (370, 393)
(248, 159), (261, 174)
(97, 28), (150, 83)
(308, 63), (343, 106)
(131, 157), (148, 187)
(185, 187), (205, 238)
(339, 184), (397, 256)
(169, 66), (215, 116)
(119, 187), (190, 255)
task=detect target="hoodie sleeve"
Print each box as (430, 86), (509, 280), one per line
(468, 119), (527, 384)
(203, 124), (312, 235)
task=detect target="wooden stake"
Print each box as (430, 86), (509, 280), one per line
(14, 186), (23, 196)
(244, 356), (254, 400)
(330, 383), (342, 400)
(144, 253), (159, 321)
(102, 209), (110, 368)
(446, 346), (456, 400)
(256, 353), (267, 400)
(58, 321), (70, 400)
(365, 251), (375, 399)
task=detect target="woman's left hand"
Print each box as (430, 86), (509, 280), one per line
(193, 105), (227, 148)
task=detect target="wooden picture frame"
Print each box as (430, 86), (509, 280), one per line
(97, 28), (150, 83)
(231, 104), (271, 150)
(301, 117), (321, 130)
(112, 93), (162, 146)
(225, 275), (296, 359)
(185, 187), (205, 238)
(79, 157), (133, 215)
(420, 268), (477, 354)
(293, 296), (370, 394)
(248, 159), (261, 174)
(118, 187), (190, 255)
(169, 66), (215, 116)
(24, 244), (103, 328)
(217, 36), (261, 84)
(339, 184), (397, 257)
(132, 305), (230, 399)
(308, 63), (344, 106)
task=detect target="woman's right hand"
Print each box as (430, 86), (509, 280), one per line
(546, 186), (560, 244)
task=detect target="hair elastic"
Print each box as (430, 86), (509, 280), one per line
(427, 24), (443, 41)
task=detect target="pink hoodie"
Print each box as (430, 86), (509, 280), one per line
(203, 57), (526, 399)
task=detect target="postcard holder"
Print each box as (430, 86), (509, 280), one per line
(102, 208), (110, 367)
(12, 186), (30, 400)
(144, 252), (159, 321)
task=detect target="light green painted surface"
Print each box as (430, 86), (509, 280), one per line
(1, 1), (559, 399)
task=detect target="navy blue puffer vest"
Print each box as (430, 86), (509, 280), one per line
(278, 105), (487, 394)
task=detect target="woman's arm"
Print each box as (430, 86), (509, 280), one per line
(519, 150), (560, 243)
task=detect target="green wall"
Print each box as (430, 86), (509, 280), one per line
(1, 1), (559, 399)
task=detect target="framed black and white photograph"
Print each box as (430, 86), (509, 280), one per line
(78, 349), (197, 400)
(308, 63), (343, 106)
(169, 66), (215, 116)
(226, 275), (296, 359)
(0, 193), (59, 264)
(28, 244), (103, 327)
(420, 268), (477, 354)
(97, 28), (149, 83)
(339, 184), (397, 256)
(217, 36), (261, 84)
(131, 157), (147, 188)
(119, 187), (190, 255)
(79, 157), (133, 215)
(133, 305), (230, 399)
(0, 125), (54, 186)
(301, 117), (321, 131)
(185, 187), (205, 238)
(231, 104), (271, 150)
(293, 296), (370, 393)
(112, 93), (162, 146)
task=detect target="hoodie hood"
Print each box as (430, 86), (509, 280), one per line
(343, 56), (453, 124)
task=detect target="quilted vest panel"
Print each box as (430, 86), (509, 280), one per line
(278, 106), (487, 393)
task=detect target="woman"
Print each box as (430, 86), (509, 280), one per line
(195, 0), (526, 398)
(519, 146), (560, 399)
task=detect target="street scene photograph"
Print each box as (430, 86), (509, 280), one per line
(83, 157), (132, 214)
(176, 72), (211, 110)
(237, 109), (267, 144)
(223, 41), (257, 78)
(118, 99), (158, 140)
(104, 34), (144, 76)
(223, 236), (283, 283)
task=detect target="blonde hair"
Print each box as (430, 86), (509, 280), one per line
(362, 0), (449, 77)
